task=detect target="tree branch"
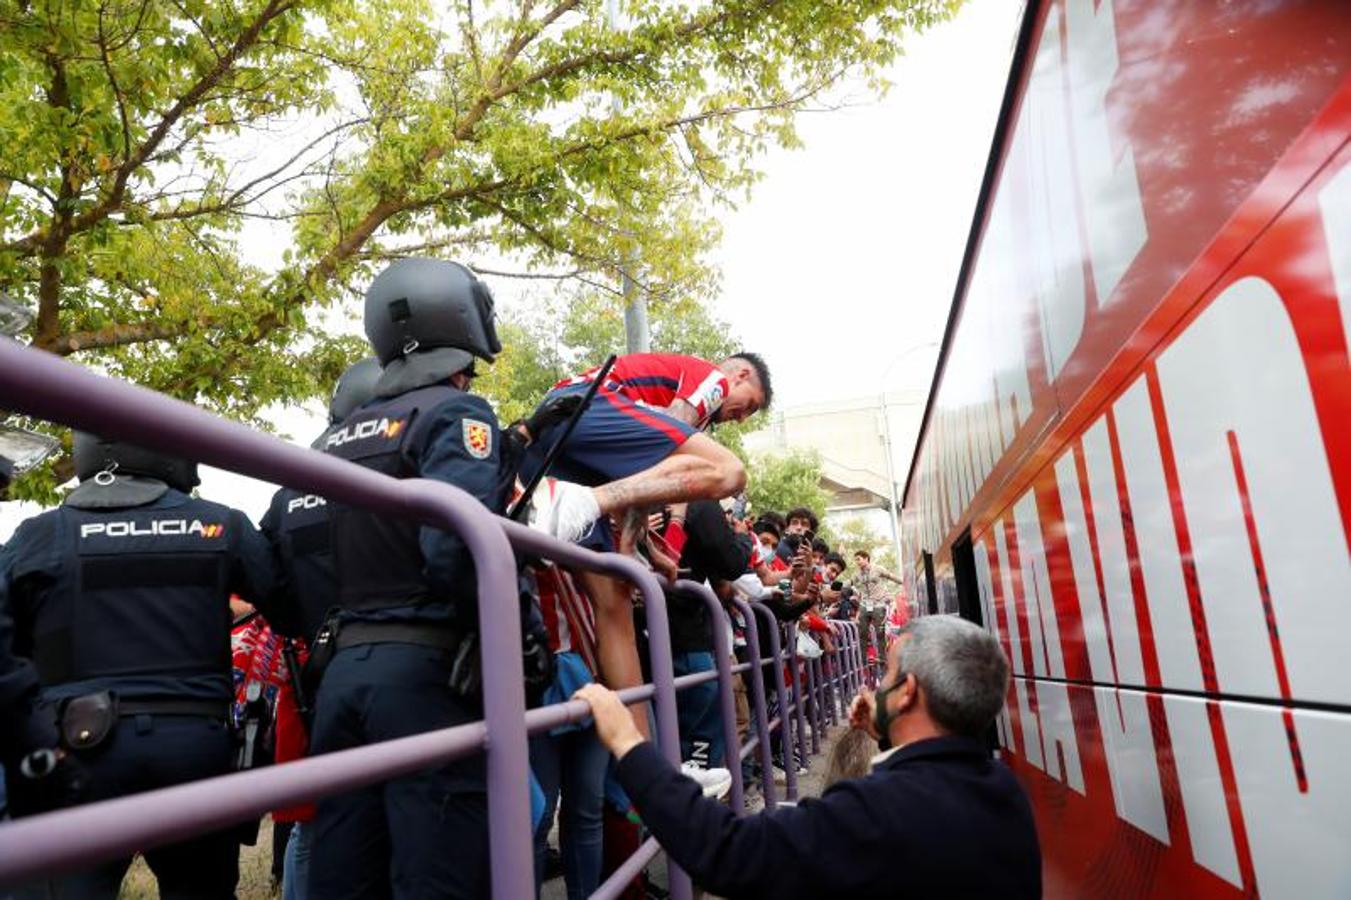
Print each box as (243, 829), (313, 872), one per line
(3, 0), (303, 257)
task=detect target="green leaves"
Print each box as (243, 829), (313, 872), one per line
(746, 449), (831, 526)
(0, 0), (960, 501)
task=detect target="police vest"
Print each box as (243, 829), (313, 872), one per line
(32, 500), (233, 687)
(323, 385), (462, 613)
(270, 487), (336, 641)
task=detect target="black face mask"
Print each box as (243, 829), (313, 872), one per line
(873, 672), (908, 752)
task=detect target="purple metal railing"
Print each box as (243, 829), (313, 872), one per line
(729, 596), (777, 809)
(673, 580), (745, 813)
(0, 336), (867, 896)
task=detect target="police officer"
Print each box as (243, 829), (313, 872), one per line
(260, 356), (383, 644)
(258, 356), (381, 900)
(0, 455), (62, 812)
(307, 258), (511, 900)
(0, 435), (288, 898)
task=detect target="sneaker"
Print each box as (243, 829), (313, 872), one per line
(533, 480), (600, 544)
(680, 761), (733, 800)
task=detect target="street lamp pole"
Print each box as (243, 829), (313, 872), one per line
(607, 0), (648, 353)
(880, 393), (903, 572)
(877, 341), (939, 573)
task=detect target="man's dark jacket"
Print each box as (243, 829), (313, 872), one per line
(617, 734), (1041, 899)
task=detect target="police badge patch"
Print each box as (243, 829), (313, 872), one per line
(463, 419), (492, 459)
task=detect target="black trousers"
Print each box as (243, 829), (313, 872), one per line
(53, 715), (239, 900)
(308, 643), (488, 900)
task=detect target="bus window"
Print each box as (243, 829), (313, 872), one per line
(921, 551), (939, 616)
(951, 530), (983, 627)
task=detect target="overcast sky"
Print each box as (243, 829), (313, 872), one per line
(1, 1), (1019, 537)
(715, 0), (1020, 412)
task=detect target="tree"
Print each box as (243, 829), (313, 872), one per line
(828, 515), (898, 573)
(744, 449), (829, 525)
(0, 0), (960, 499)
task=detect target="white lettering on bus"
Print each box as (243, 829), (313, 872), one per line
(1157, 273), (1351, 897)
(1055, 433), (1168, 839)
(1113, 375), (1242, 885)
(1317, 160), (1351, 386)
(1064, 0), (1148, 307)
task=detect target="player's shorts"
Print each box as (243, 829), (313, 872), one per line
(520, 384), (698, 551)
(524, 383), (698, 486)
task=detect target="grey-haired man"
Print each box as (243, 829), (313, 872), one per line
(575, 616), (1041, 899)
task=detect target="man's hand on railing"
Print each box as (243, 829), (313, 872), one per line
(573, 683), (646, 761)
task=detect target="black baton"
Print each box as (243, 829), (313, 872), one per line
(507, 354), (617, 521)
(282, 638), (311, 721)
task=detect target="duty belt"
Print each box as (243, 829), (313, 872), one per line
(118, 698), (228, 719)
(335, 620), (464, 652)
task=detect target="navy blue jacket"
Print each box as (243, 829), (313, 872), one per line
(324, 386), (507, 628)
(1, 489), (280, 705)
(260, 486), (336, 643)
(617, 735), (1041, 899)
(0, 582), (57, 764)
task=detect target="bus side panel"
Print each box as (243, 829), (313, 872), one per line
(907, 4), (1351, 895)
(901, 0), (1351, 564)
(1007, 685), (1351, 900)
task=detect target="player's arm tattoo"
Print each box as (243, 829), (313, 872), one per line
(664, 399), (700, 426)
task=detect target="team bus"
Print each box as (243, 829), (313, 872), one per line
(899, 1), (1350, 897)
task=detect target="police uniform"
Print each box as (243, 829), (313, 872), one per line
(259, 357), (382, 900)
(260, 358), (382, 646)
(260, 488), (334, 645)
(307, 258), (508, 900)
(0, 454), (59, 781)
(0, 556), (59, 771)
(0, 449), (283, 899)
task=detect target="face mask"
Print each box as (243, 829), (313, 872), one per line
(873, 673), (908, 752)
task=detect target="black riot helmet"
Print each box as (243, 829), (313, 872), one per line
(328, 357), (382, 424)
(73, 432), (200, 493)
(364, 259), (502, 369)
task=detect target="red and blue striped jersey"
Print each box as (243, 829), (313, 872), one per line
(556, 353), (729, 428)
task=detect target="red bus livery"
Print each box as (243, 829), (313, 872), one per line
(900, 2), (1350, 897)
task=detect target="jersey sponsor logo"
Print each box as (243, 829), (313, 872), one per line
(286, 494), (326, 514)
(324, 416), (405, 449)
(463, 419), (492, 459)
(80, 519), (225, 539)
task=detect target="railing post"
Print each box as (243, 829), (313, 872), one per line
(847, 622), (863, 697)
(805, 656), (823, 753)
(500, 524), (692, 900)
(784, 621), (809, 776)
(747, 604), (796, 801)
(674, 580), (744, 814)
(729, 598), (776, 809)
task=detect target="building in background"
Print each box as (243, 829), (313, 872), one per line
(742, 389), (926, 564)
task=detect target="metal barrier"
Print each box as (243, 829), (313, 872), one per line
(0, 338), (866, 896)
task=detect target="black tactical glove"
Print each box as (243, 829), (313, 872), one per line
(518, 393), (584, 445)
(7, 747), (90, 816)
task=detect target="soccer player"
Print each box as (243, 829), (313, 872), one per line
(519, 352), (771, 735)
